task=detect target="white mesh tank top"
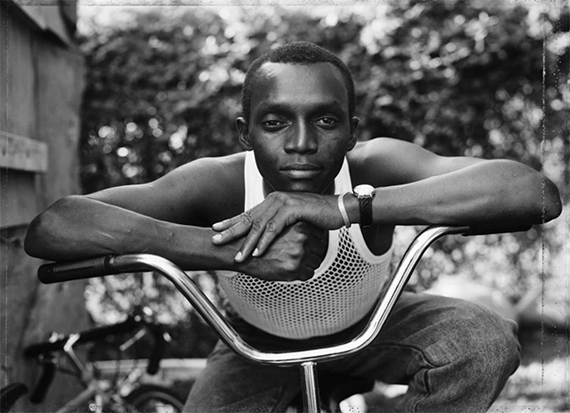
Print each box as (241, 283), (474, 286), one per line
(217, 151), (393, 339)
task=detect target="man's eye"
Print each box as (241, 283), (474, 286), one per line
(262, 120), (286, 129)
(315, 117), (338, 127)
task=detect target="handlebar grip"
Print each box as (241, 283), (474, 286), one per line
(146, 326), (168, 375)
(462, 224), (532, 236)
(38, 256), (115, 284)
(29, 358), (56, 404)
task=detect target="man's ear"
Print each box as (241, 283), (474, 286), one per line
(347, 116), (359, 151)
(236, 117), (253, 150)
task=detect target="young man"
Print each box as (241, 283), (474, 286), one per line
(26, 42), (561, 412)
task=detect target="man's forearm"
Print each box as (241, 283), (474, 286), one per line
(24, 195), (239, 271)
(347, 160), (561, 226)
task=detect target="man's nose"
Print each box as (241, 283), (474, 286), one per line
(285, 121), (317, 153)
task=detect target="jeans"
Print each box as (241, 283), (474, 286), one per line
(184, 292), (520, 412)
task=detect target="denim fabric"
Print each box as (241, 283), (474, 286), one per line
(184, 292), (520, 412)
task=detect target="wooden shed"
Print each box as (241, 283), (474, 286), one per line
(1, 1), (89, 410)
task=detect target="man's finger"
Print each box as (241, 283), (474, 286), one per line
(234, 217), (272, 261)
(251, 219), (285, 257)
(236, 202), (289, 259)
(212, 211), (254, 244)
(212, 210), (253, 231)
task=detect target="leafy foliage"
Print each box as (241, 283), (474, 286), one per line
(78, 2), (569, 354)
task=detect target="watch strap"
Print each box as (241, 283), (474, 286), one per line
(359, 195), (373, 228)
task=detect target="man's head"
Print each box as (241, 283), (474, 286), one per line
(235, 43), (359, 195)
(241, 41), (355, 124)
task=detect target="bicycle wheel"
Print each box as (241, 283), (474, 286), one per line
(123, 385), (185, 413)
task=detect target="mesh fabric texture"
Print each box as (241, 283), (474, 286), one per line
(218, 226), (392, 339)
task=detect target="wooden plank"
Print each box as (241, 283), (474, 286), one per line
(34, 38), (84, 205)
(0, 130), (48, 172)
(0, 5), (36, 139)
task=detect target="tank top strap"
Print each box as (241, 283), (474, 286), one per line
(244, 151), (264, 209)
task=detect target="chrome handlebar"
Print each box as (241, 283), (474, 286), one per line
(38, 225), (480, 366)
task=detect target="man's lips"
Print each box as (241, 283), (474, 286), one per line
(281, 164), (322, 179)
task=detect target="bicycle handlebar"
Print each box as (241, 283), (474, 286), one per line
(36, 224), (531, 367)
(24, 317), (141, 357)
(460, 224), (532, 236)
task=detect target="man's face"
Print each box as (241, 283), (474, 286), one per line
(237, 62), (358, 195)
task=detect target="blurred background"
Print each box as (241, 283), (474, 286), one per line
(1, 0), (568, 411)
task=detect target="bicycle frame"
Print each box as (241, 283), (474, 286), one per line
(24, 309), (169, 413)
(37, 225), (527, 413)
(55, 334), (128, 413)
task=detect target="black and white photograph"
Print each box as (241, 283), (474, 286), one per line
(1, 1), (568, 412)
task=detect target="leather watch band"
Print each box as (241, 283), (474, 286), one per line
(359, 195), (373, 227)
(353, 184), (374, 228)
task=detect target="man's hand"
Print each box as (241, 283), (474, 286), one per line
(237, 222), (328, 281)
(211, 192), (343, 262)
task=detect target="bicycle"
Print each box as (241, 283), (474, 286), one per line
(36, 224), (529, 413)
(22, 306), (185, 413)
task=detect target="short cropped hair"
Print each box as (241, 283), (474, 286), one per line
(241, 41), (355, 123)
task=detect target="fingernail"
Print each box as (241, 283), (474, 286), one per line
(212, 234), (222, 242)
(235, 252), (243, 262)
(252, 248), (259, 257)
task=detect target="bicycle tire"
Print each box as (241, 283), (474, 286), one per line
(123, 384), (186, 413)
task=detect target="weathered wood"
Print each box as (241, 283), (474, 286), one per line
(1, 2), (87, 411)
(0, 130), (48, 172)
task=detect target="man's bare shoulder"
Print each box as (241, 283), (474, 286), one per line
(347, 138), (417, 186)
(168, 152), (245, 186)
(347, 138), (483, 187)
(348, 138), (405, 160)
(123, 153), (245, 226)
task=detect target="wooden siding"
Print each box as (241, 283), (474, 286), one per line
(1, 1), (89, 411)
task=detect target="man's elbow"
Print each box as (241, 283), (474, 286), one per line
(24, 212), (55, 259)
(24, 197), (72, 259)
(542, 179), (563, 223)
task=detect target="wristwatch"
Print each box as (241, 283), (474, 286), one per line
(353, 184), (375, 228)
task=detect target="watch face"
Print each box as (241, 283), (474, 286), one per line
(354, 184), (375, 196)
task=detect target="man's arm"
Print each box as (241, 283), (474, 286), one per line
(213, 138), (562, 260)
(24, 154), (326, 281)
(24, 157), (242, 270)
(347, 138), (562, 226)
